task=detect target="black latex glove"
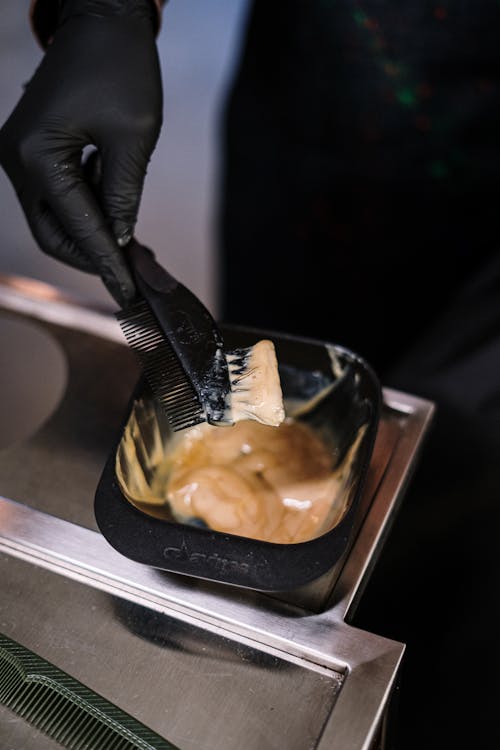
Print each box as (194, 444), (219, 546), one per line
(0, 0), (163, 307)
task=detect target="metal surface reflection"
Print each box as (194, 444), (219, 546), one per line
(0, 277), (434, 750)
(0, 315), (67, 450)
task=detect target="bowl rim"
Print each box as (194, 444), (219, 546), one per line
(94, 327), (381, 592)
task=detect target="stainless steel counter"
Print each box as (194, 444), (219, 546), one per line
(0, 276), (435, 750)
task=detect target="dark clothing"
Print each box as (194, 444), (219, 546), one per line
(219, 3), (500, 748)
(220, 0), (499, 371)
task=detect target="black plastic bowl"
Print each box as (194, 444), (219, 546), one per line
(94, 326), (381, 594)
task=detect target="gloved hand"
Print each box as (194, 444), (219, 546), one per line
(0, 0), (163, 306)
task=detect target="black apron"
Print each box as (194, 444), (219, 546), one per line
(218, 5), (500, 748)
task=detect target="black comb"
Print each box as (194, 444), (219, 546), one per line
(117, 240), (232, 432)
(0, 632), (178, 749)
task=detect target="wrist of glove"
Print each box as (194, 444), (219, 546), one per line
(60, 0), (157, 27)
(31, 0), (162, 49)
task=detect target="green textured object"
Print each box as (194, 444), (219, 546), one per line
(0, 633), (178, 750)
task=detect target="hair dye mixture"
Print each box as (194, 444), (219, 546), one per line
(117, 416), (365, 544)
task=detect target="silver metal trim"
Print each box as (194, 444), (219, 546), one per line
(0, 275), (435, 750)
(0, 273), (122, 342)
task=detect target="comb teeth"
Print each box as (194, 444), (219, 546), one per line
(117, 302), (205, 431)
(0, 633), (177, 749)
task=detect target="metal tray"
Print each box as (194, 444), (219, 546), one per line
(0, 277), (436, 750)
(95, 327), (381, 594)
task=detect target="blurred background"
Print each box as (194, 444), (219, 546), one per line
(1, 3), (500, 749)
(0, 0), (249, 314)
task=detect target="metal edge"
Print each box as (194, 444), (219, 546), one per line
(0, 498), (403, 750)
(0, 275), (122, 342)
(0, 497), (401, 672)
(331, 391), (436, 621)
(0, 276), (431, 749)
(316, 640), (405, 750)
